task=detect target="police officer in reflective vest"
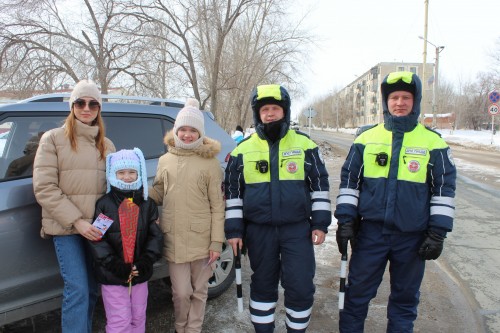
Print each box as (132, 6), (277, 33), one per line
(335, 71), (457, 332)
(225, 84), (331, 333)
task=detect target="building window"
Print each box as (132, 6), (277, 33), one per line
(397, 66), (405, 72)
(410, 67), (417, 74)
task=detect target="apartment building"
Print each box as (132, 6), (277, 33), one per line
(338, 62), (434, 128)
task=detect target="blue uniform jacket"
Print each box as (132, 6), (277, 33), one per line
(335, 72), (456, 234)
(224, 130), (331, 239)
(335, 124), (456, 233)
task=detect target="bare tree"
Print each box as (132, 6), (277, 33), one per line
(124, 0), (311, 129)
(0, 0), (143, 93)
(210, 0), (313, 129)
(0, 0), (313, 129)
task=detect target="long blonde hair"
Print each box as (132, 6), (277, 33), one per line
(64, 106), (107, 160)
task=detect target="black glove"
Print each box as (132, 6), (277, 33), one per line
(336, 220), (358, 255)
(134, 255), (154, 278)
(105, 257), (132, 280)
(418, 230), (445, 260)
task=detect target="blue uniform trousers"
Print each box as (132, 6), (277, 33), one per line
(339, 221), (425, 333)
(246, 222), (316, 333)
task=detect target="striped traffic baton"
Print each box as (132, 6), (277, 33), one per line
(235, 247), (244, 312)
(338, 244), (348, 311)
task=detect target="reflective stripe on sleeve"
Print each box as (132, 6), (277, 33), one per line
(312, 201), (331, 211)
(226, 198), (243, 208)
(430, 196), (454, 207)
(336, 188), (359, 206)
(430, 205), (455, 218)
(338, 188), (360, 197)
(225, 209), (243, 219)
(311, 191), (329, 200)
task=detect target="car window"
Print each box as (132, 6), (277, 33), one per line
(103, 115), (173, 159)
(0, 114), (174, 181)
(0, 122), (12, 157)
(0, 117), (62, 181)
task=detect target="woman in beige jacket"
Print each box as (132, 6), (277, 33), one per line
(149, 98), (225, 333)
(33, 80), (115, 333)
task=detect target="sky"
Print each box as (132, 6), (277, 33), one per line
(292, 0), (500, 116)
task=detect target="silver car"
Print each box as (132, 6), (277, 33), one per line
(0, 94), (236, 326)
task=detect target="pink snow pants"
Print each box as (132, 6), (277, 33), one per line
(101, 282), (148, 333)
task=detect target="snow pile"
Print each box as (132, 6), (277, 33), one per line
(439, 129), (499, 151)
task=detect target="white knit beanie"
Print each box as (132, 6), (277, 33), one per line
(106, 148), (148, 199)
(69, 79), (102, 108)
(173, 98), (205, 149)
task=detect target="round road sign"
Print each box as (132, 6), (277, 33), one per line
(488, 103), (499, 116)
(488, 90), (500, 104)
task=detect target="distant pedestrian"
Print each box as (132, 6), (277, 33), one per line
(33, 79), (116, 333)
(335, 71), (457, 332)
(232, 125), (244, 143)
(244, 124), (256, 138)
(150, 98), (225, 333)
(89, 148), (163, 333)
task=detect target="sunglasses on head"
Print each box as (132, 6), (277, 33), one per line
(73, 99), (100, 111)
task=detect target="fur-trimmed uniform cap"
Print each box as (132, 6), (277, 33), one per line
(69, 79), (102, 108)
(106, 148), (148, 199)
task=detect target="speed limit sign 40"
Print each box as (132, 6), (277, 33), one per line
(489, 103), (499, 116)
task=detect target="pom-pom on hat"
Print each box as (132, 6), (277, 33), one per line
(173, 98), (205, 150)
(174, 98), (204, 136)
(69, 79), (102, 109)
(106, 148), (148, 199)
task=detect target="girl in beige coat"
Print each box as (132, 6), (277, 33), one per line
(33, 80), (115, 333)
(149, 98), (225, 333)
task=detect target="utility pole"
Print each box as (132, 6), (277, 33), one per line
(420, 36), (444, 128)
(432, 45), (445, 128)
(421, 0), (429, 123)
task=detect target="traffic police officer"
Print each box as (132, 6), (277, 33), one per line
(225, 84), (331, 333)
(335, 71), (457, 332)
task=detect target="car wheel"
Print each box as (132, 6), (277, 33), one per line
(207, 241), (236, 299)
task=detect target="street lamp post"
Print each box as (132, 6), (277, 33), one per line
(419, 36), (444, 128)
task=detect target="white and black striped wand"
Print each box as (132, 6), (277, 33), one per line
(339, 249), (348, 311)
(235, 247), (243, 312)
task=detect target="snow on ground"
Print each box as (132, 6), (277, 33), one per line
(439, 129), (499, 150)
(319, 126), (500, 187)
(326, 126), (500, 150)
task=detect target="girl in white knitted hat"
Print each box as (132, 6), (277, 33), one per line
(149, 98), (225, 333)
(89, 148), (163, 333)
